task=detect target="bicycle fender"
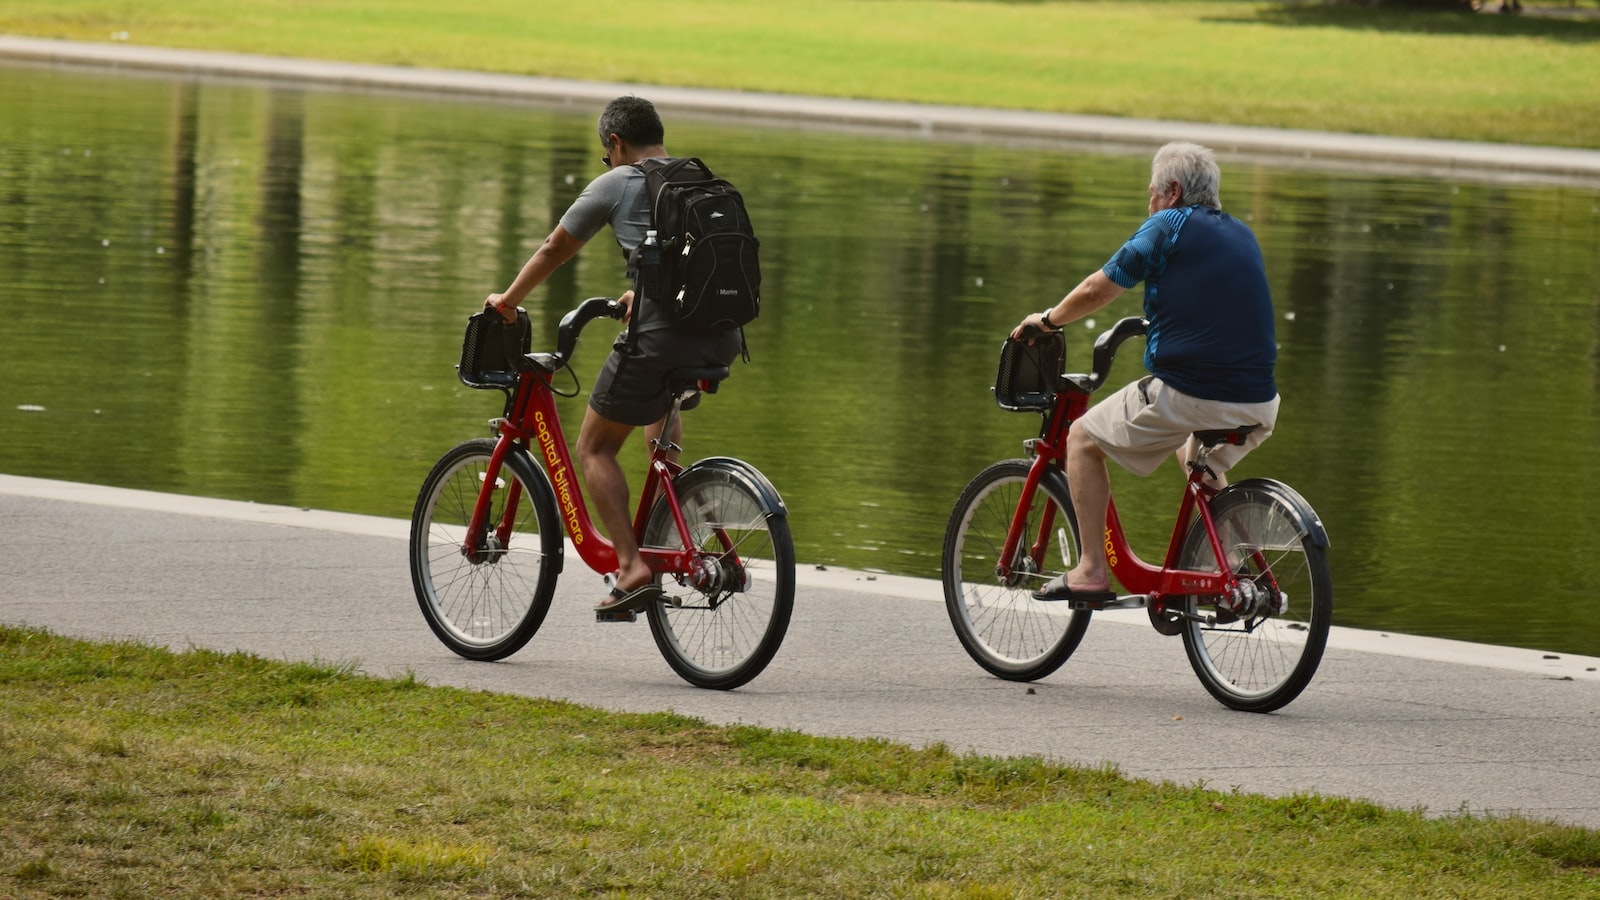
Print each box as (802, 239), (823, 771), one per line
(1222, 478), (1330, 548)
(1036, 464), (1072, 503)
(679, 457), (788, 519)
(503, 443), (566, 574)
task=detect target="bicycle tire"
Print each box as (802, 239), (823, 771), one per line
(643, 460), (794, 690)
(1178, 479), (1331, 712)
(410, 438), (562, 661)
(942, 459), (1092, 681)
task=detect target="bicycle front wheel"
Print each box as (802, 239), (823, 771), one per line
(643, 462), (794, 690)
(941, 459), (1092, 682)
(1178, 480), (1331, 712)
(410, 439), (561, 661)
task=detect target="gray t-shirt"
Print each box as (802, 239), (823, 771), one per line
(558, 159), (664, 256)
(558, 157), (670, 330)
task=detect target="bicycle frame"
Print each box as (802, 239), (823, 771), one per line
(461, 364), (707, 581)
(996, 384), (1254, 612)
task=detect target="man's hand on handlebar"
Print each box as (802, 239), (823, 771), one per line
(484, 293), (519, 324)
(1010, 311), (1055, 342)
(487, 290), (631, 325)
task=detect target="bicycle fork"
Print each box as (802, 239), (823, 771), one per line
(461, 434), (525, 564)
(995, 453), (1065, 588)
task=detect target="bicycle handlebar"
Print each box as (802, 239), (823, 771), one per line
(1063, 315), (1149, 394)
(553, 296), (626, 364)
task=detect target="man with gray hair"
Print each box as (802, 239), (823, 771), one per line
(1012, 141), (1279, 602)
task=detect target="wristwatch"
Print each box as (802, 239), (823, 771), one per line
(1039, 307), (1060, 330)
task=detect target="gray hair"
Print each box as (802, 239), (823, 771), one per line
(1151, 142), (1221, 209)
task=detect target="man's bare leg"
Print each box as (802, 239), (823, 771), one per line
(1063, 425), (1113, 593)
(576, 407), (652, 594)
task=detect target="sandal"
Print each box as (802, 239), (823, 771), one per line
(1031, 574), (1115, 603)
(595, 582), (664, 612)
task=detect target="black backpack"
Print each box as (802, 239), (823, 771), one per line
(632, 157), (761, 333)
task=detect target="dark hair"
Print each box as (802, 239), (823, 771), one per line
(597, 96), (664, 148)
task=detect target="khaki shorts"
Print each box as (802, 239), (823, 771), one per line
(1076, 376), (1279, 477)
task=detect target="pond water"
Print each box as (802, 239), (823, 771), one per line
(3, 63), (1599, 656)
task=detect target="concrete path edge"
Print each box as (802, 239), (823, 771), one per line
(3, 35), (1599, 186)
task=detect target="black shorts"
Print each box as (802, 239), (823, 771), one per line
(588, 327), (743, 426)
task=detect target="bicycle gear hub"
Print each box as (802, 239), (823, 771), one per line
(1223, 580), (1281, 618)
(461, 535), (507, 565)
(997, 555), (1038, 590)
(691, 555), (748, 595)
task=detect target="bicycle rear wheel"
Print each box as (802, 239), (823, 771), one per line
(643, 462), (794, 690)
(410, 439), (561, 661)
(1178, 480), (1331, 712)
(942, 459), (1092, 681)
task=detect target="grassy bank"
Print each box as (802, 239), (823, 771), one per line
(1, 626), (1596, 897)
(2, 1), (1599, 148)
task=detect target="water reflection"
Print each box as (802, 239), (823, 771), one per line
(2, 64), (1598, 655)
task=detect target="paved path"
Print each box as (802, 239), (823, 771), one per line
(2, 35), (1599, 186)
(3, 475), (1598, 829)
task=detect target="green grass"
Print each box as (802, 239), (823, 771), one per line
(2, 1), (1599, 147)
(1, 626), (1597, 897)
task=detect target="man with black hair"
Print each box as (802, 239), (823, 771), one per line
(485, 96), (743, 612)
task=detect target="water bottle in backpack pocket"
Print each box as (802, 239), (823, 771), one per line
(633, 228), (664, 308)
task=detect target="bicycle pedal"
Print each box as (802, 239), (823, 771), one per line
(595, 609), (639, 624)
(1066, 594), (1148, 611)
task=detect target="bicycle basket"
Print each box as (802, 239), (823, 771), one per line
(993, 331), (1064, 412)
(458, 308), (532, 389)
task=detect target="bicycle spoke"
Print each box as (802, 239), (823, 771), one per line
(644, 466), (793, 690)
(1180, 481), (1330, 712)
(942, 461), (1091, 681)
(410, 441), (559, 661)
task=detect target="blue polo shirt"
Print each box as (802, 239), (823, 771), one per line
(1103, 206), (1277, 403)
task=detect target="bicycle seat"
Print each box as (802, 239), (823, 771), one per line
(666, 365), (730, 395)
(1193, 425), (1258, 448)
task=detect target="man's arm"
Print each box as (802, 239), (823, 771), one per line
(1012, 269), (1125, 339)
(485, 224), (588, 322)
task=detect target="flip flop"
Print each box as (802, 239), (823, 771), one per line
(595, 582), (664, 612)
(1031, 575), (1116, 604)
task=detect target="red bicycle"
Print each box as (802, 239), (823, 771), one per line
(942, 317), (1331, 712)
(410, 297), (793, 690)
